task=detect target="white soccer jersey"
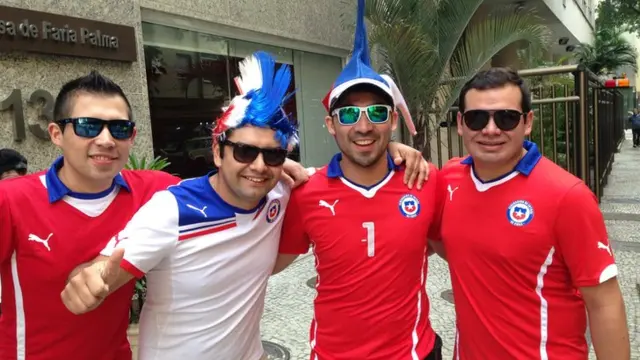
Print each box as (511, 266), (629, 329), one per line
(101, 175), (290, 360)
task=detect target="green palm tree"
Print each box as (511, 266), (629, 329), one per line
(360, 0), (551, 153)
(571, 26), (638, 76)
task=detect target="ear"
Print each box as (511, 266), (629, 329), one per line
(129, 128), (137, 145)
(324, 115), (336, 136)
(390, 110), (398, 132)
(48, 122), (64, 147)
(523, 110), (534, 136)
(457, 112), (463, 136)
(213, 142), (222, 168)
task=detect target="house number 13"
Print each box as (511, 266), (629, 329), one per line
(0, 89), (54, 141)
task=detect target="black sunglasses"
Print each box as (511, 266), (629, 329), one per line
(57, 117), (136, 140)
(462, 110), (526, 131)
(223, 140), (288, 167)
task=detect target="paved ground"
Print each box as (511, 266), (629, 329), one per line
(261, 130), (640, 360)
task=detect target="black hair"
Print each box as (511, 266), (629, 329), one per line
(329, 83), (394, 113)
(458, 67), (532, 114)
(0, 148), (27, 175)
(53, 70), (133, 121)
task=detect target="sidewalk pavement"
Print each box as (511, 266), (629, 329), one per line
(261, 130), (640, 359)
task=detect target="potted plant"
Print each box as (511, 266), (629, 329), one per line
(124, 154), (172, 360)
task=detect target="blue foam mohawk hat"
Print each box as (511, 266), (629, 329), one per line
(322, 0), (417, 135)
(213, 51), (299, 149)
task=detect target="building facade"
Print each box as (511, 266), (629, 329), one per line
(0, 0), (352, 176)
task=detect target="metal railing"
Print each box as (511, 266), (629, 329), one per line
(430, 64), (625, 202)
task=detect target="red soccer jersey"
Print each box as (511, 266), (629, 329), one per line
(436, 141), (617, 359)
(0, 157), (179, 360)
(279, 153), (443, 360)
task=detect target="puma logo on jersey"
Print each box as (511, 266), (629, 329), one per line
(319, 200), (339, 216)
(28, 233), (52, 251)
(597, 241), (612, 256)
(187, 204), (208, 218)
(113, 233), (128, 247)
(447, 185), (459, 201)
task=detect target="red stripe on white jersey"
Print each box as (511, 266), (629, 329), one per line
(178, 222), (237, 241)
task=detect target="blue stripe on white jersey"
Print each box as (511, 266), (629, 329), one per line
(168, 174), (267, 240)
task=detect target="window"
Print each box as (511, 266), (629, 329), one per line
(142, 23), (299, 178)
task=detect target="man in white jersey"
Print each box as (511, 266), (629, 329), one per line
(61, 51), (430, 360)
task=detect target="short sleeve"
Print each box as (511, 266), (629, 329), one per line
(428, 165), (445, 241)
(100, 190), (179, 278)
(278, 188), (311, 254)
(554, 182), (617, 288)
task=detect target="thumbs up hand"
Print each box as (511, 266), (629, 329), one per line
(61, 248), (125, 315)
(97, 248), (125, 289)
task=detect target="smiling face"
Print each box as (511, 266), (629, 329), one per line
(213, 126), (284, 210)
(457, 84), (533, 177)
(325, 89), (398, 171)
(48, 92), (135, 193)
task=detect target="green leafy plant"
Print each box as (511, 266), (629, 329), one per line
(129, 277), (147, 325)
(597, 0), (640, 37)
(125, 154), (171, 171)
(569, 26), (638, 76)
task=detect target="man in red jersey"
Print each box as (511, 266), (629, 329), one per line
(432, 67), (629, 359)
(0, 71), (180, 360)
(0, 71), (183, 360)
(274, 1), (443, 358)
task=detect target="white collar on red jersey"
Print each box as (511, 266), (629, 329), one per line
(461, 140), (542, 178)
(45, 156), (131, 203)
(326, 151), (400, 179)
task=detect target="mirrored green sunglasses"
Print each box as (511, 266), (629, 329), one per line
(332, 105), (392, 125)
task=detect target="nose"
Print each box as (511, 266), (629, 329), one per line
(481, 116), (502, 136)
(248, 152), (268, 172)
(94, 126), (116, 148)
(354, 110), (374, 133)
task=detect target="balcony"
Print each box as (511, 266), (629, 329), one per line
(485, 0), (596, 59)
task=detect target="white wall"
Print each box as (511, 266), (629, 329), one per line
(542, 0), (595, 44)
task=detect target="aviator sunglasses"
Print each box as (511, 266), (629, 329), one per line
(462, 109), (526, 131)
(56, 117), (136, 140)
(332, 105), (392, 126)
(223, 140), (288, 167)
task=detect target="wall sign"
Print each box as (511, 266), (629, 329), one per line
(0, 89), (53, 141)
(0, 5), (137, 62)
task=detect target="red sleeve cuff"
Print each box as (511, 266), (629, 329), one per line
(120, 259), (146, 279)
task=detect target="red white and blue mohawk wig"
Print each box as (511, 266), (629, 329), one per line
(212, 51), (298, 149)
(322, 0), (417, 136)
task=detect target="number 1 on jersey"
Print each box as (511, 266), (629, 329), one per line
(361, 222), (375, 257)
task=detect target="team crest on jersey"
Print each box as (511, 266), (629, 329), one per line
(266, 199), (281, 223)
(506, 200), (534, 226)
(398, 194), (420, 218)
